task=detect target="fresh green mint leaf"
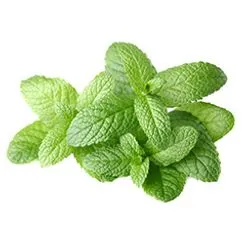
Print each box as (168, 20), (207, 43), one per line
(134, 95), (171, 150)
(106, 42), (157, 94)
(73, 147), (94, 167)
(170, 111), (221, 182)
(73, 143), (119, 182)
(151, 126), (199, 167)
(38, 106), (76, 166)
(129, 126), (148, 145)
(54, 104), (77, 124)
(83, 145), (140, 178)
(130, 157), (150, 187)
(7, 121), (48, 164)
(85, 170), (118, 182)
(178, 102), (234, 141)
(120, 133), (144, 156)
(143, 163), (187, 202)
(147, 62), (226, 107)
(76, 72), (114, 111)
(21, 76), (78, 125)
(67, 94), (138, 147)
(38, 123), (73, 167)
(143, 140), (159, 156)
(73, 138), (119, 168)
(7, 42), (234, 202)
(74, 149), (117, 182)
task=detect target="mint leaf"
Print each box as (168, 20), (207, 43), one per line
(73, 139), (119, 168)
(73, 144), (118, 182)
(76, 72), (113, 111)
(106, 42), (156, 94)
(38, 123), (73, 167)
(178, 102), (234, 141)
(7, 42), (234, 202)
(134, 95), (171, 150)
(120, 133), (143, 156)
(143, 140), (159, 156)
(131, 157), (150, 187)
(120, 133), (148, 187)
(170, 111), (221, 182)
(130, 126), (148, 145)
(67, 94), (138, 147)
(147, 62), (226, 107)
(7, 121), (48, 163)
(151, 126), (199, 166)
(85, 170), (117, 182)
(53, 103), (77, 124)
(83, 145), (141, 178)
(143, 164), (187, 202)
(38, 107), (76, 166)
(21, 76), (78, 125)
(73, 147), (94, 167)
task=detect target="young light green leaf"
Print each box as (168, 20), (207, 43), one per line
(76, 72), (114, 111)
(38, 107), (76, 166)
(170, 111), (221, 182)
(178, 102), (234, 141)
(106, 42), (157, 94)
(7, 121), (48, 164)
(147, 62), (227, 107)
(38, 123), (73, 167)
(151, 126), (199, 167)
(143, 164), (187, 202)
(53, 103), (77, 125)
(120, 133), (143, 156)
(83, 145), (141, 178)
(67, 94), (138, 147)
(21, 76), (78, 125)
(134, 95), (171, 150)
(131, 157), (150, 187)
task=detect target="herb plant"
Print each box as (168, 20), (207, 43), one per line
(7, 42), (234, 202)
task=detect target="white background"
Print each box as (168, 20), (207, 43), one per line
(0, 0), (244, 244)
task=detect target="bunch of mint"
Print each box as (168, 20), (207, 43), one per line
(7, 42), (234, 202)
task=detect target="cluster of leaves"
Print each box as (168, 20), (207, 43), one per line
(7, 42), (234, 202)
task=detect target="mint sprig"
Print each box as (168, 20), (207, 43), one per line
(7, 42), (234, 202)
